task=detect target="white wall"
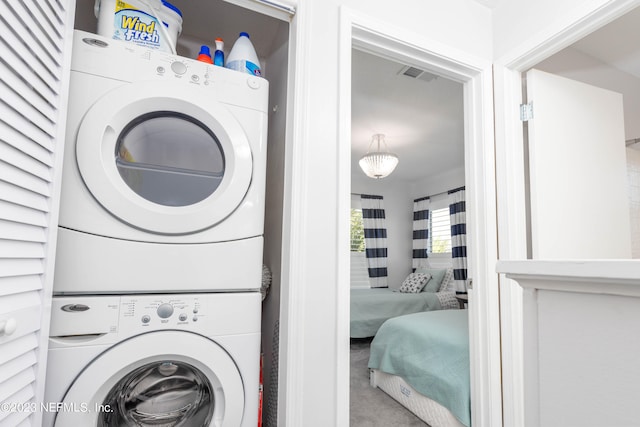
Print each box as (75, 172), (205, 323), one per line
(492, 0), (620, 60)
(409, 165), (465, 200)
(261, 19), (290, 427)
(492, 1), (640, 425)
(285, 1), (492, 425)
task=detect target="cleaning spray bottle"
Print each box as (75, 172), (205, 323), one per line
(213, 38), (225, 67)
(225, 32), (261, 76)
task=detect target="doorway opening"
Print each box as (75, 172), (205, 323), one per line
(337, 9), (501, 427)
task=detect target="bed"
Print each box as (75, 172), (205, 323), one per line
(350, 263), (461, 338)
(368, 309), (470, 427)
(350, 287), (458, 338)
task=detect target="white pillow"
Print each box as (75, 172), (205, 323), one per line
(439, 268), (455, 292)
(398, 272), (431, 293)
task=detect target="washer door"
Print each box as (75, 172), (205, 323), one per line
(76, 81), (253, 234)
(55, 332), (244, 427)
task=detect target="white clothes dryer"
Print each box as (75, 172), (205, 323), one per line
(44, 292), (261, 427)
(54, 30), (269, 294)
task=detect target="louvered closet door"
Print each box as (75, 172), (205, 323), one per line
(0, 1), (75, 426)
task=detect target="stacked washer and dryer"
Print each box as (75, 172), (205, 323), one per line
(44, 30), (269, 427)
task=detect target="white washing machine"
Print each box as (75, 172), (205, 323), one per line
(54, 30), (269, 294)
(44, 292), (261, 427)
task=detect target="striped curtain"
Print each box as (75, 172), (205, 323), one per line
(449, 188), (468, 292)
(361, 195), (388, 288)
(412, 197), (431, 271)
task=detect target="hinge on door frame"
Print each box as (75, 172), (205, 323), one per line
(520, 102), (533, 121)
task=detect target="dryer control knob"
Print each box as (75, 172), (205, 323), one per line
(171, 61), (187, 75)
(157, 303), (174, 318)
(247, 77), (261, 89)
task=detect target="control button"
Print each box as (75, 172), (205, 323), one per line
(157, 303), (174, 319)
(141, 315), (151, 324)
(171, 61), (187, 75)
(191, 74), (200, 82)
(156, 66), (165, 74)
(193, 317), (198, 322)
(193, 308), (199, 314)
(247, 77), (261, 89)
(179, 313), (187, 321)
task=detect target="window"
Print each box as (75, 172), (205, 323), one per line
(430, 207), (452, 253)
(350, 196), (369, 288)
(350, 208), (365, 252)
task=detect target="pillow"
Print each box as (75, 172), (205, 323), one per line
(398, 273), (431, 293)
(414, 267), (447, 292)
(439, 268), (455, 292)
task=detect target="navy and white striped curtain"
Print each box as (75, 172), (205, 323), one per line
(449, 188), (467, 292)
(361, 195), (388, 288)
(412, 197), (431, 271)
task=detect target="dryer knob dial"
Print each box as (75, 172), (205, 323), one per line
(171, 61), (187, 75)
(247, 77), (261, 89)
(157, 303), (174, 318)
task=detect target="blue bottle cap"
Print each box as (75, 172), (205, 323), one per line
(239, 32), (250, 38)
(198, 45), (211, 56)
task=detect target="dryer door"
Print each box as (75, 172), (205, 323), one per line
(76, 81), (255, 234)
(54, 331), (244, 427)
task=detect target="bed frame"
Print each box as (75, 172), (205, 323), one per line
(370, 369), (465, 427)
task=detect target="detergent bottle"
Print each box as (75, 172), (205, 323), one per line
(197, 45), (213, 64)
(213, 38), (225, 67)
(225, 32), (261, 76)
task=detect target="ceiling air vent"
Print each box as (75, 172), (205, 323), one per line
(399, 66), (438, 82)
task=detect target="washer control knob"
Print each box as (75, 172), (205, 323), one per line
(179, 313), (187, 321)
(157, 303), (174, 318)
(171, 61), (187, 75)
(141, 315), (151, 324)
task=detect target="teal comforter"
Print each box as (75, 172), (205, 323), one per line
(350, 288), (442, 338)
(368, 309), (471, 427)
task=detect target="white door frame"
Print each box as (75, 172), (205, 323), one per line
(337, 7), (501, 426)
(494, 1), (640, 425)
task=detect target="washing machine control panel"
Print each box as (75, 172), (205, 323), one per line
(124, 297), (204, 327)
(49, 293), (261, 344)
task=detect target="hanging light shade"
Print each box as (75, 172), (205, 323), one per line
(359, 134), (399, 179)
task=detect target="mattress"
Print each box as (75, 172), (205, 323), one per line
(350, 288), (447, 338)
(368, 309), (470, 426)
(370, 369), (465, 427)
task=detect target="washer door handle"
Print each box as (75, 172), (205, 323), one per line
(61, 304), (90, 312)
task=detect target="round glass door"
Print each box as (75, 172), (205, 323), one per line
(75, 81), (253, 234)
(56, 331), (245, 427)
(98, 360), (214, 426)
(116, 112), (225, 207)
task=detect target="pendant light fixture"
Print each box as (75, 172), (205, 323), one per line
(358, 133), (399, 179)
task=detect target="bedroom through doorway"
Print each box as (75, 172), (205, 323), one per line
(348, 47), (470, 426)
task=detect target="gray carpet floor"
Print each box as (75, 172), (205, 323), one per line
(350, 338), (428, 426)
